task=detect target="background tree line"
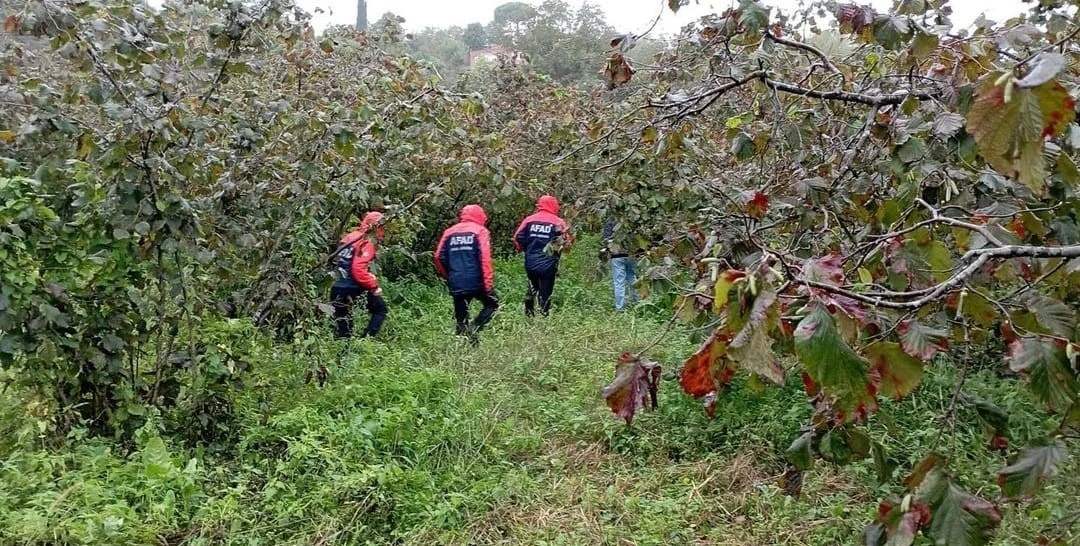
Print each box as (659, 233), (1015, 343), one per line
(360, 0), (669, 85)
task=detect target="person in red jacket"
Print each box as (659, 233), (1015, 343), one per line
(513, 195), (572, 316)
(434, 204), (499, 341)
(330, 211), (388, 338)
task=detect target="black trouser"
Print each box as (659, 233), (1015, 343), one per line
(452, 291), (499, 335)
(330, 284), (387, 338)
(525, 270), (556, 316)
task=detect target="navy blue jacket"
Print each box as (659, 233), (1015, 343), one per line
(513, 196), (569, 275)
(435, 205), (495, 295)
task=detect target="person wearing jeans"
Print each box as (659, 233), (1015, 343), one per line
(610, 255), (638, 311)
(601, 217), (639, 311)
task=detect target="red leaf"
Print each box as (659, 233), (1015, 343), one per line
(866, 342), (925, 400)
(898, 320), (949, 361)
(3, 15), (18, 33)
(680, 330), (737, 416)
(802, 371), (820, 396)
(602, 355), (662, 424)
(989, 434), (1009, 452)
(904, 452), (945, 490)
(801, 253), (845, 285)
(603, 52), (634, 89)
(742, 189), (769, 220)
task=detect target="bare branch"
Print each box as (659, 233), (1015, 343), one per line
(915, 198), (1006, 247)
(765, 31), (846, 85)
(799, 244), (1080, 310)
(762, 75), (939, 105)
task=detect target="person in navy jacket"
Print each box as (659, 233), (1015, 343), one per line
(330, 211), (388, 338)
(512, 195), (572, 316)
(434, 204), (499, 340)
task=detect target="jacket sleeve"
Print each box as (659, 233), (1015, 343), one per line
(350, 240), (379, 290)
(512, 217), (529, 252)
(479, 228), (494, 291)
(433, 231), (448, 279)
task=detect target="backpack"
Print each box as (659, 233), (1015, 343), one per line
(332, 236), (367, 282)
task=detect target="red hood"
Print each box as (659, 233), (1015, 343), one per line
(345, 211), (384, 241)
(460, 204), (488, 225)
(359, 211), (384, 233)
(537, 195), (559, 215)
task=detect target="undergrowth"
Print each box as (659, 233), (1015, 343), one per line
(1, 240), (1076, 545)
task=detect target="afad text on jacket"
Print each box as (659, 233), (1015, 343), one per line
(512, 195), (569, 275)
(434, 204), (495, 295)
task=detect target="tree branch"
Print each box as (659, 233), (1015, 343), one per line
(799, 244), (1080, 310)
(765, 31), (846, 84)
(761, 75), (938, 105)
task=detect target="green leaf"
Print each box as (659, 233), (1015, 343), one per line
(1057, 151), (1080, 187)
(865, 342), (925, 400)
(961, 395), (1010, 437)
(1024, 294), (1076, 338)
(819, 425), (871, 465)
(959, 289), (997, 327)
(1006, 337), (1078, 411)
(786, 430), (814, 470)
(872, 441), (897, 485)
(142, 436), (174, 478)
(911, 30), (938, 61)
(873, 15), (912, 50)
(897, 137), (927, 163)
(916, 469), (1002, 546)
(731, 131), (755, 160)
(998, 439), (1068, 499)
(795, 303), (876, 422)
(738, 0), (771, 35)
(923, 241), (952, 283)
(896, 0), (927, 15)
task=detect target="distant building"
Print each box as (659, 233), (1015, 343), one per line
(467, 45), (528, 69)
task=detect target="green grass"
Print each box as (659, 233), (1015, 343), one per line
(1, 240), (1076, 545)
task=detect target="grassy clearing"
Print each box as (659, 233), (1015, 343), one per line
(1, 240), (1076, 545)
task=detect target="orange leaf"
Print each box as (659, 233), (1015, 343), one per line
(603, 52), (634, 89)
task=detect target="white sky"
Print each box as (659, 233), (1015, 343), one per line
(297, 0), (1031, 35)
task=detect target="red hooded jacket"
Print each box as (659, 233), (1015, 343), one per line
(336, 211), (383, 291)
(513, 195), (570, 275)
(434, 205), (494, 294)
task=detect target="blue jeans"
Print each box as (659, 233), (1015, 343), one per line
(611, 256), (638, 311)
